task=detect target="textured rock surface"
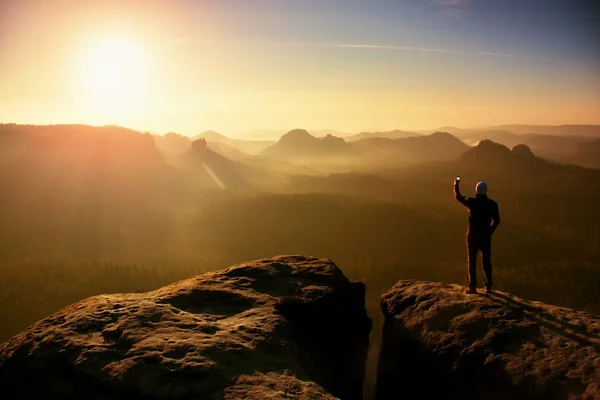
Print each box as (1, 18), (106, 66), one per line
(376, 280), (600, 400)
(0, 255), (371, 400)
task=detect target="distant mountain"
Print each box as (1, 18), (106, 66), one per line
(0, 124), (186, 259)
(262, 129), (350, 158)
(493, 124), (600, 137)
(448, 139), (600, 197)
(262, 129), (469, 169)
(454, 129), (597, 153)
(179, 138), (254, 193)
(0, 124), (34, 165)
(457, 139), (567, 177)
(0, 124), (165, 172)
(182, 138), (308, 192)
(345, 130), (421, 141)
(196, 130), (233, 144)
(428, 124), (600, 138)
(154, 132), (191, 156)
(205, 141), (249, 160)
(452, 130), (520, 146)
(564, 138), (600, 169)
(240, 129), (352, 140)
(155, 131), (250, 160)
(428, 127), (599, 166)
(195, 131), (275, 155)
(351, 131), (469, 166)
(311, 129), (353, 138)
(520, 134), (597, 162)
(425, 126), (464, 135)
(371, 138), (600, 204)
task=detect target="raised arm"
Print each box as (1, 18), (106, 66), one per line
(490, 202), (501, 234)
(454, 179), (468, 207)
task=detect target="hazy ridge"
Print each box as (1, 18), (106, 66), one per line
(1, 122), (599, 346)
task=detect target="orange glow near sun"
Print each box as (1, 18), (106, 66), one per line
(76, 35), (152, 122)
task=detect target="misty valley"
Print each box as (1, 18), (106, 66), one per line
(1, 123), (600, 399)
(1, 123), (600, 343)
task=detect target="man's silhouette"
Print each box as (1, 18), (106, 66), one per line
(454, 178), (500, 294)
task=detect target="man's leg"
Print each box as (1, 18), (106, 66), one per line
(467, 236), (479, 289)
(481, 236), (493, 290)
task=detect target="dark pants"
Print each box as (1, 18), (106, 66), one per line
(467, 234), (492, 289)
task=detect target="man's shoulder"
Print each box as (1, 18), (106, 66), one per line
(487, 198), (499, 207)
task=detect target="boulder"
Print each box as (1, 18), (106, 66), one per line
(376, 280), (600, 400)
(0, 255), (371, 400)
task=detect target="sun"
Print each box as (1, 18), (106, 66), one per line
(77, 36), (152, 122)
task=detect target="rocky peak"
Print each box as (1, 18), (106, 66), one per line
(279, 129), (315, 143)
(2, 257), (598, 399)
(191, 137), (208, 153)
(428, 131), (456, 140)
(197, 131), (231, 145)
(323, 133), (343, 141)
(459, 139), (513, 166)
(512, 143), (535, 158)
(376, 280), (600, 400)
(0, 256), (371, 400)
(474, 139), (512, 154)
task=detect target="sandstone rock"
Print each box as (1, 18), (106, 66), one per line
(0, 255), (371, 400)
(376, 280), (600, 400)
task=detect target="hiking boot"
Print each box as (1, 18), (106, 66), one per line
(464, 287), (478, 294)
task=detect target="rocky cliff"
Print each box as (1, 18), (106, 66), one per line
(0, 256), (371, 400)
(376, 280), (600, 400)
(3, 260), (599, 400)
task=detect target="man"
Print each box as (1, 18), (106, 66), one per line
(454, 178), (500, 294)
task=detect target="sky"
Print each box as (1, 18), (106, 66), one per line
(0, 0), (599, 137)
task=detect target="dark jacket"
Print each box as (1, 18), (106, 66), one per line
(454, 184), (500, 236)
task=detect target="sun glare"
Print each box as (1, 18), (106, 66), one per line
(77, 36), (152, 122)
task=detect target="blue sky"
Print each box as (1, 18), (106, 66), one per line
(204, 0), (599, 67)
